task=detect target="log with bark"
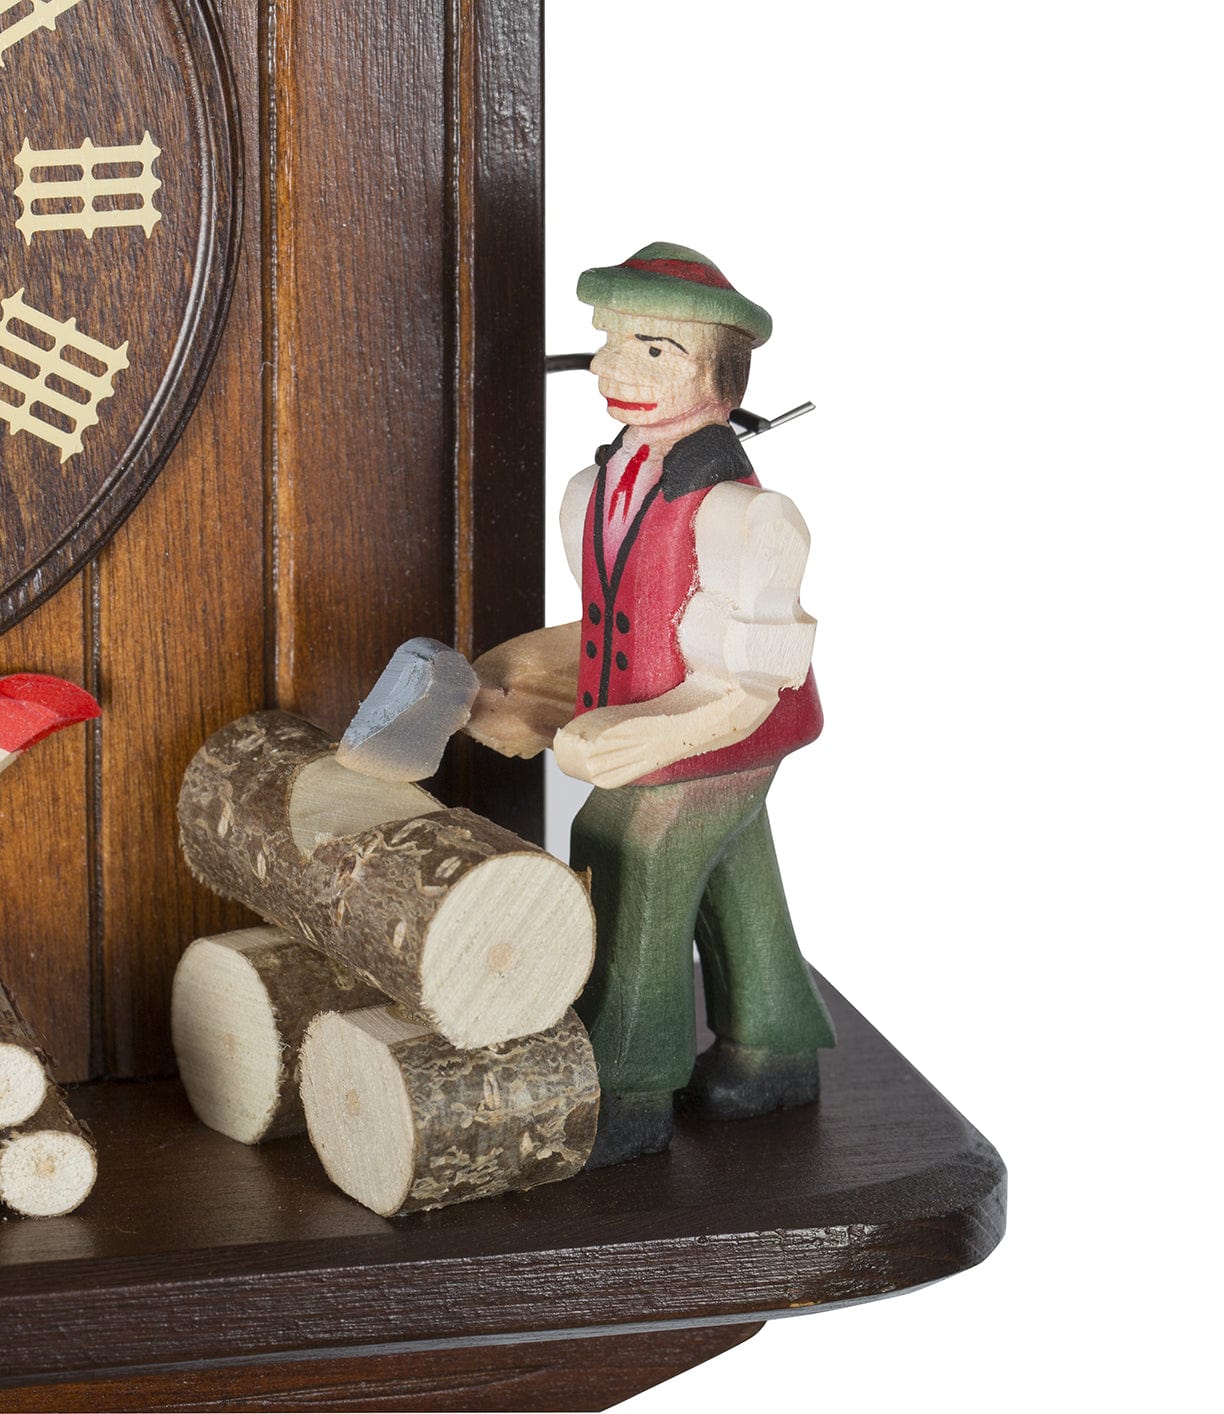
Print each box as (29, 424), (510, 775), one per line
(0, 1087), (96, 1217)
(171, 926), (387, 1144)
(0, 982), (50, 1129)
(177, 712), (596, 1050)
(300, 1004), (599, 1216)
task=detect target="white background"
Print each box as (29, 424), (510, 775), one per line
(543, 4), (1221, 1411)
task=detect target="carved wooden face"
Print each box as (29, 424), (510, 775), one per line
(590, 308), (724, 429)
(0, 0), (239, 629)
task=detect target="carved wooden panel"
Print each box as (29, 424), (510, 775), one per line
(0, 0), (544, 1081)
(0, 0), (240, 626)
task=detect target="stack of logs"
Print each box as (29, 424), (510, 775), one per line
(173, 712), (600, 1217)
(0, 983), (96, 1217)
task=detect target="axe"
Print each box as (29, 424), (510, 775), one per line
(335, 638), (479, 782)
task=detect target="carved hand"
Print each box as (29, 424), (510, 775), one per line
(464, 622), (581, 759)
(552, 676), (775, 789)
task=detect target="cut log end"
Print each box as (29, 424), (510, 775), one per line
(0, 1130), (96, 1218)
(171, 926), (388, 1145)
(171, 934), (285, 1144)
(0, 1042), (48, 1130)
(420, 851), (596, 1049)
(0, 1092), (96, 1218)
(301, 1006), (599, 1217)
(0, 982), (53, 1129)
(300, 1008), (420, 1216)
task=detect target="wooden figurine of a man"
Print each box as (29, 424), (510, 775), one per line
(469, 242), (835, 1167)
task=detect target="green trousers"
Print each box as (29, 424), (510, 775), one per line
(570, 766), (835, 1096)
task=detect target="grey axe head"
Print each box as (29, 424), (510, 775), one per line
(336, 638), (479, 782)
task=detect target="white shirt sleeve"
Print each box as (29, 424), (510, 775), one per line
(560, 465), (598, 588)
(678, 481), (816, 694)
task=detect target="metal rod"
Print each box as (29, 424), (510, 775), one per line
(545, 353), (814, 441)
(545, 353), (595, 374)
(732, 401), (816, 440)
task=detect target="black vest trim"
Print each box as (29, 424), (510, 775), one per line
(588, 422), (750, 708)
(591, 463), (664, 709)
(660, 423), (753, 501)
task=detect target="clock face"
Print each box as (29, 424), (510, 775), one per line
(0, 0), (239, 628)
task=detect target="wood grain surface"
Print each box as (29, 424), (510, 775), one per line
(0, 1324), (764, 1412)
(268, 0), (455, 735)
(94, 0), (261, 1078)
(0, 0), (546, 1079)
(0, 586), (92, 1077)
(443, 0), (546, 840)
(0, 973), (1007, 1387)
(0, 0), (240, 628)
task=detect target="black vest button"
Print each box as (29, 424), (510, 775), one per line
(585, 640), (597, 658)
(616, 611), (630, 634)
(582, 691), (594, 708)
(615, 651), (628, 671)
(588, 603), (601, 624)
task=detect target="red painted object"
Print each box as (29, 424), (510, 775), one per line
(575, 466), (821, 786)
(0, 675), (101, 756)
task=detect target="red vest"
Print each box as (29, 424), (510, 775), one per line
(575, 425), (822, 786)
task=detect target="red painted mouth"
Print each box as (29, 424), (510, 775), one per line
(606, 398), (657, 412)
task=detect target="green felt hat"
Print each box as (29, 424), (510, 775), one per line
(576, 242), (772, 347)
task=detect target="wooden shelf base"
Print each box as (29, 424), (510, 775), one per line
(0, 974), (1005, 1411)
(0, 1323), (765, 1412)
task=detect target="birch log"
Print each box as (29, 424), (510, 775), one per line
(0, 1088), (96, 1217)
(177, 713), (596, 1049)
(0, 983), (49, 1128)
(171, 927), (387, 1143)
(300, 1005), (599, 1216)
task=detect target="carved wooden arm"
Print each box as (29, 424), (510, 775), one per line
(464, 622), (581, 759)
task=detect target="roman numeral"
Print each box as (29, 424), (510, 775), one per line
(0, 289), (128, 464)
(14, 133), (163, 242)
(0, 0), (86, 69)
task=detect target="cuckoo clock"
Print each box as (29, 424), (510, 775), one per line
(0, 0), (239, 627)
(0, 7), (1007, 1411)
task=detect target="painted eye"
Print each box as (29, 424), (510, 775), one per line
(648, 346), (661, 358)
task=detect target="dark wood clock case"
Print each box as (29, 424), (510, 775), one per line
(0, 0), (544, 1082)
(0, 8), (1005, 1410)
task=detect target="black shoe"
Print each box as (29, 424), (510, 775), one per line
(677, 1040), (822, 1121)
(584, 1090), (674, 1169)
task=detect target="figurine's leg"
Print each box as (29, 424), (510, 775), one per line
(682, 782), (835, 1121)
(571, 777), (763, 1166)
